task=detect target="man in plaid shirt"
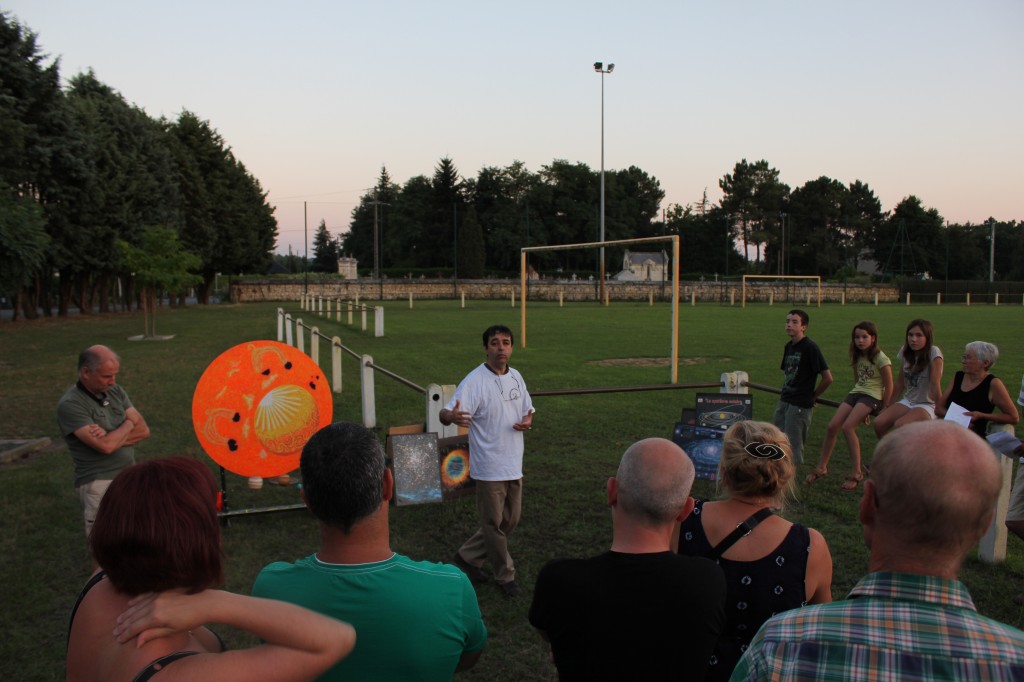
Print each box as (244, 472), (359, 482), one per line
(731, 420), (1024, 681)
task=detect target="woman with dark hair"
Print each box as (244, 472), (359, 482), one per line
(674, 421), (833, 682)
(937, 341), (1019, 439)
(67, 457), (355, 682)
(874, 318), (944, 437)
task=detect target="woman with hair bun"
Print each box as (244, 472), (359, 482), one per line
(674, 421), (833, 682)
(67, 457), (355, 682)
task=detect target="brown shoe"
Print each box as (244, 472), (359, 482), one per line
(451, 554), (487, 583)
(499, 580), (522, 597)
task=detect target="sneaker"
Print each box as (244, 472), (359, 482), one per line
(451, 554), (487, 583)
(499, 580), (522, 597)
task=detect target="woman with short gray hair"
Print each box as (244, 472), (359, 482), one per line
(937, 341), (1019, 439)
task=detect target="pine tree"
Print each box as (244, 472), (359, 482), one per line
(312, 220), (338, 273)
(458, 205), (486, 278)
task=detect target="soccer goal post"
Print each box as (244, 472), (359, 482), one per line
(520, 235), (681, 383)
(741, 275), (822, 308)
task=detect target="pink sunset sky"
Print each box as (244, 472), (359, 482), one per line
(6, 0), (1022, 256)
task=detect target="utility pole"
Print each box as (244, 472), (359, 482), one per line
(366, 193), (389, 281)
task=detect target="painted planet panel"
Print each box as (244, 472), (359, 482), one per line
(192, 340), (332, 477)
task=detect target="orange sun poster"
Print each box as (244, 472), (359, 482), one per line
(192, 340), (333, 478)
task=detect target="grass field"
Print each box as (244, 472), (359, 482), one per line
(2, 299), (1023, 681)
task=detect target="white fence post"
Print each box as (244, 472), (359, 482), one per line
(461, 292), (466, 308)
(296, 318), (305, 354)
(361, 354), (376, 428)
(348, 301), (354, 325)
(277, 308), (284, 342)
(336, 299), (342, 322)
(874, 291), (879, 306)
(906, 292), (911, 305)
(285, 314), (294, 346)
(331, 336), (343, 394)
(310, 327), (319, 367)
(361, 306), (367, 331)
(374, 306), (384, 337)
(967, 292), (971, 306)
(426, 383), (459, 438)
(720, 371), (749, 394)
(979, 425), (1014, 563)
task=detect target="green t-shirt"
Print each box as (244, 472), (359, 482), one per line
(56, 383), (136, 487)
(253, 552), (486, 681)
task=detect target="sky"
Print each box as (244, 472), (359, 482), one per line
(6, 1), (1023, 256)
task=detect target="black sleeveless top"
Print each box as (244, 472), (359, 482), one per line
(948, 371), (995, 438)
(678, 499), (811, 682)
(67, 571), (200, 682)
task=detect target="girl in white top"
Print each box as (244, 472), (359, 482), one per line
(873, 318), (943, 438)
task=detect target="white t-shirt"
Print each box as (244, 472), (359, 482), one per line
(898, 345), (943, 406)
(445, 363), (534, 481)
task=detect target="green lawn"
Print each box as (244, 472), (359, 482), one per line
(2, 299), (1023, 681)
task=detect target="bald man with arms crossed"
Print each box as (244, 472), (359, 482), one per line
(731, 420), (1024, 681)
(529, 438), (726, 681)
(57, 345), (150, 537)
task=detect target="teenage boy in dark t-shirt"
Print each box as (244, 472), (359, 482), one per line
(773, 309), (832, 464)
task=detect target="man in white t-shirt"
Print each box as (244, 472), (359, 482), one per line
(440, 325), (535, 597)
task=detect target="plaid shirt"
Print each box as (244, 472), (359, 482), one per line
(730, 571), (1024, 682)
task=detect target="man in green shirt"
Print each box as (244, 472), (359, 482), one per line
(253, 422), (487, 681)
(56, 345), (150, 537)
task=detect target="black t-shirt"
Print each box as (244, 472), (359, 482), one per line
(529, 551), (727, 681)
(779, 336), (828, 408)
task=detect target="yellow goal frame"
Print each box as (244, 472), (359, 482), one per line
(520, 235), (681, 383)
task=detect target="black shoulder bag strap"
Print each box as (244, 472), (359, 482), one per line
(707, 507), (775, 561)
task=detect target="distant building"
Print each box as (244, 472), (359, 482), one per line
(614, 250), (670, 281)
(337, 256), (358, 279)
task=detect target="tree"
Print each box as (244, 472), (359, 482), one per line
(664, 197), (742, 276)
(0, 186), (49, 320)
(428, 157), (464, 269)
(783, 176), (848, 276)
(842, 180), (885, 270)
(457, 205), (485, 279)
(170, 111), (277, 300)
(118, 226), (201, 337)
(719, 159), (789, 267)
(873, 196), (944, 279)
(311, 220), (338, 273)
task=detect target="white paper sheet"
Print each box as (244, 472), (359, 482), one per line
(942, 401), (973, 429)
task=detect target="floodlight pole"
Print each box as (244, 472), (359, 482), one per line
(594, 61), (614, 304)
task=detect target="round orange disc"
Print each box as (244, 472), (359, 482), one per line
(191, 340), (333, 477)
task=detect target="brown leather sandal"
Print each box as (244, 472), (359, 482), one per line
(804, 468), (828, 485)
(842, 473), (864, 491)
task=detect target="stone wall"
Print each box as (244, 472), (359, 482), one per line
(231, 278), (900, 304)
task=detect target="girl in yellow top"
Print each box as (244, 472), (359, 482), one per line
(806, 321), (893, 491)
